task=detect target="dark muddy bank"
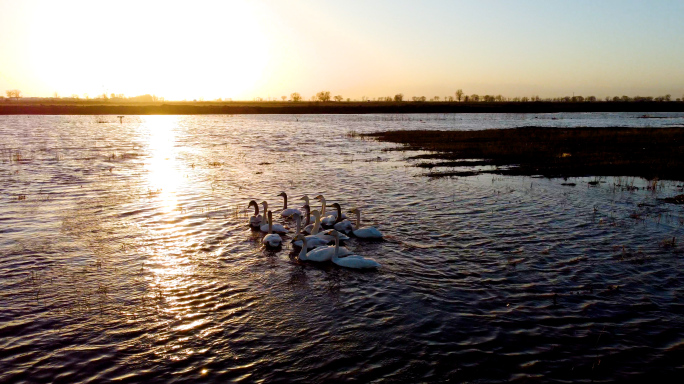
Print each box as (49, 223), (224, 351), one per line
(365, 127), (684, 181)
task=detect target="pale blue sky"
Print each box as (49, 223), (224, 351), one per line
(1, 0), (682, 100)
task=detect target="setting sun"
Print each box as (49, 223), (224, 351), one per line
(13, 1), (271, 100)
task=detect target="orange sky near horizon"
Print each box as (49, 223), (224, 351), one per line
(1, 0), (683, 101)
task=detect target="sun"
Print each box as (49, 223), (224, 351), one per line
(26, 0), (271, 100)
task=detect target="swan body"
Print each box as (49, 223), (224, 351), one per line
(328, 203), (353, 233)
(321, 215), (337, 227)
(318, 228), (350, 241)
(334, 220), (353, 233)
(294, 236), (330, 249)
(291, 213), (331, 249)
(353, 227), (383, 238)
(262, 211), (282, 248)
(247, 200), (262, 228)
(304, 234), (353, 262)
(305, 210), (347, 242)
(333, 253), (380, 269)
(350, 208), (383, 239)
(327, 230), (380, 269)
(259, 201), (288, 233)
(277, 192), (300, 218)
(263, 233), (282, 247)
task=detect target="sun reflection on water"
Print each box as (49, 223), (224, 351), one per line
(143, 116), (182, 213)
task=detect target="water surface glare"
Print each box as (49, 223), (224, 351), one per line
(1, 113), (684, 383)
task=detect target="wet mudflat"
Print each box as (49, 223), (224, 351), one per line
(366, 127), (684, 180)
(1, 113), (684, 383)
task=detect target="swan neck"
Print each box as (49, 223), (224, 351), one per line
(249, 201), (259, 216)
(299, 240), (307, 260)
(268, 213), (273, 234)
(304, 205), (311, 225)
(312, 215), (321, 234)
(320, 199), (326, 216)
(294, 215), (301, 236)
(356, 211), (361, 228)
(335, 205), (342, 223)
(283, 194), (287, 209)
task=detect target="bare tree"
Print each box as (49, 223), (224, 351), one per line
(394, 93), (404, 102)
(316, 91), (331, 102)
(333, 95), (343, 102)
(6, 89), (22, 100)
(290, 92), (302, 102)
(433, 96), (440, 101)
(455, 89), (463, 102)
(470, 94), (479, 102)
(281, 96), (287, 101)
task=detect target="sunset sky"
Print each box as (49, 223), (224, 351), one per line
(1, 0), (683, 101)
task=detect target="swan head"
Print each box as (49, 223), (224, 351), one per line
(277, 191), (287, 198)
(349, 208), (359, 214)
(294, 234), (306, 241)
(248, 200), (259, 215)
(311, 209), (321, 219)
(261, 201), (268, 211)
(331, 203), (341, 210)
(299, 195), (310, 205)
(314, 194), (325, 201)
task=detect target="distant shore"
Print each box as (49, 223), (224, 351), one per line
(1, 101), (684, 115)
(365, 127), (684, 182)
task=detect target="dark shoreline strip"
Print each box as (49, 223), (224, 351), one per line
(365, 127), (684, 181)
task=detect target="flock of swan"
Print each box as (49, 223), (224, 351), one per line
(247, 192), (383, 269)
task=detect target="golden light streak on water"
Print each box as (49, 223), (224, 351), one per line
(143, 115), (182, 213)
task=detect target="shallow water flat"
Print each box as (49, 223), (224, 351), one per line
(1, 113), (684, 383)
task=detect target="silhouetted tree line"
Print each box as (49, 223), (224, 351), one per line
(2, 87), (682, 103)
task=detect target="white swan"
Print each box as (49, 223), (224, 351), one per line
(330, 203), (354, 233)
(247, 200), (262, 228)
(314, 194), (347, 220)
(330, 230), (381, 269)
(262, 211), (282, 248)
(304, 229), (353, 262)
(260, 201), (289, 233)
(291, 213), (330, 249)
(350, 208), (383, 239)
(305, 210), (349, 241)
(277, 192), (300, 218)
(294, 235), (311, 261)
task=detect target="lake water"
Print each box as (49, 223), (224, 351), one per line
(1, 113), (684, 382)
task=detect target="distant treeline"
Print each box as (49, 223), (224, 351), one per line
(2, 101), (684, 115)
(3, 89), (683, 104)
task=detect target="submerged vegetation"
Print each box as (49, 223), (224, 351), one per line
(366, 127), (684, 181)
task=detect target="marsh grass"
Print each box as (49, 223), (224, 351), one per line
(366, 127), (684, 180)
